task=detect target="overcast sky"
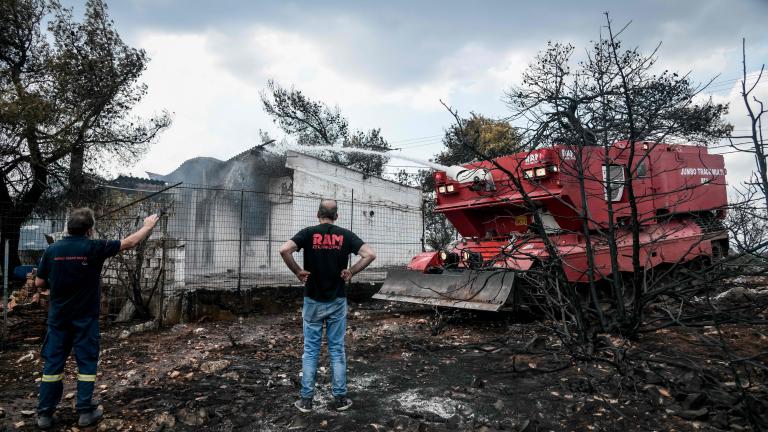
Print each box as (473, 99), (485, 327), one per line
(63, 0), (768, 184)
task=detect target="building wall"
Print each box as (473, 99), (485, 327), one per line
(160, 151), (422, 284)
(285, 151), (423, 268)
(285, 151), (421, 206)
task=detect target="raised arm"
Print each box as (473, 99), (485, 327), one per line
(120, 214), (160, 251)
(342, 244), (376, 282)
(279, 240), (310, 283)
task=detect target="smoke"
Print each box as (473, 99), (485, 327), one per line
(287, 144), (453, 172)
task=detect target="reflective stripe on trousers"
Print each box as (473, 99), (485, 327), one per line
(41, 374), (63, 383)
(37, 317), (100, 415)
(77, 374), (96, 382)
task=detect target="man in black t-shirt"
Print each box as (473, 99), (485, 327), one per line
(34, 208), (160, 429)
(279, 199), (376, 413)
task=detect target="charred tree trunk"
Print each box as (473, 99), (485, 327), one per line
(606, 17), (645, 335)
(131, 242), (151, 318)
(574, 144), (607, 331)
(68, 144), (86, 206)
(0, 148), (49, 270)
(0, 217), (23, 271)
(740, 39), (768, 210)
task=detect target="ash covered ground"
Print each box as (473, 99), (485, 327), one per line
(1, 294), (767, 432)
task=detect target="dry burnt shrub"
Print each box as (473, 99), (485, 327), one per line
(431, 16), (768, 430)
(98, 191), (173, 321)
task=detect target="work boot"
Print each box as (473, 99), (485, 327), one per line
(333, 395), (353, 411)
(78, 405), (103, 427)
(294, 397), (313, 413)
(36, 413), (54, 430)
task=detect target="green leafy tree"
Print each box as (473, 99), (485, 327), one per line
(392, 167), (455, 251)
(0, 0), (170, 268)
(344, 128), (389, 177)
(261, 80), (390, 176)
(407, 115), (522, 251)
(436, 114), (522, 166)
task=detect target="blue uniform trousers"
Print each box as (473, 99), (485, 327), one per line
(37, 316), (100, 415)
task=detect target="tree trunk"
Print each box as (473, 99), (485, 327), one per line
(0, 155), (50, 272)
(131, 242), (151, 318)
(0, 215), (23, 271)
(68, 144), (85, 206)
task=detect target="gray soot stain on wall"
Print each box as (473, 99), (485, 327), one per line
(149, 148), (290, 273)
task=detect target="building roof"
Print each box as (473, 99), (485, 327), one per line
(286, 150), (421, 191)
(110, 175), (166, 188)
(144, 145), (421, 191)
(226, 142), (274, 163)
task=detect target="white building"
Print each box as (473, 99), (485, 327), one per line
(282, 150), (423, 268)
(148, 148), (423, 287)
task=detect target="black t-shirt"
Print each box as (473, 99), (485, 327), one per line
(37, 235), (121, 325)
(291, 223), (365, 301)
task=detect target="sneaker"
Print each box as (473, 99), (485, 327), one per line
(333, 396), (353, 411)
(36, 413), (54, 430)
(78, 405), (103, 427)
(294, 398), (313, 413)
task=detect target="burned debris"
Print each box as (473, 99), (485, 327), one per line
(1, 5), (767, 432)
(1, 273), (48, 344)
(1, 296), (766, 431)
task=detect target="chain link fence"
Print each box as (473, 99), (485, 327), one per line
(1, 184), (424, 330)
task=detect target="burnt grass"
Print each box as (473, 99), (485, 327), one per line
(1, 297), (767, 431)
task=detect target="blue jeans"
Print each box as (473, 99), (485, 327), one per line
(37, 317), (100, 415)
(300, 296), (347, 399)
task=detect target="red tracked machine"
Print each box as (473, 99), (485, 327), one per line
(374, 141), (729, 311)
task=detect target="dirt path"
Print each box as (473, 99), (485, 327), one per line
(1, 299), (766, 431)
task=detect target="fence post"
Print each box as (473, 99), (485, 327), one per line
(421, 199), (427, 252)
(267, 203), (273, 268)
(348, 190), (354, 269)
(237, 189), (244, 294)
(3, 239), (8, 343)
(159, 214), (167, 327)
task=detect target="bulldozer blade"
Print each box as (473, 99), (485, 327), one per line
(373, 269), (515, 312)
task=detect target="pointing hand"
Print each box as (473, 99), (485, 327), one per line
(143, 214), (160, 229)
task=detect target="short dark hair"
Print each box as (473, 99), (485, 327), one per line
(317, 199), (338, 220)
(67, 208), (95, 236)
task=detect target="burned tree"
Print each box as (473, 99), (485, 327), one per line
(376, 17), (767, 430)
(726, 39), (768, 256)
(98, 193), (173, 321)
(500, 15), (733, 335)
(378, 15), (741, 348)
(436, 114), (524, 167)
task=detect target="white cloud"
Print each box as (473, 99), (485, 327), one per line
(698, 70), (768, 189)
(127, 31), (268, 177)
(123, 26), (538, 176)
(123, 16), (766, 184)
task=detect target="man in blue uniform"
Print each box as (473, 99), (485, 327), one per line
(279, 199), (376, 413)
(34, 208), (160, 429)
